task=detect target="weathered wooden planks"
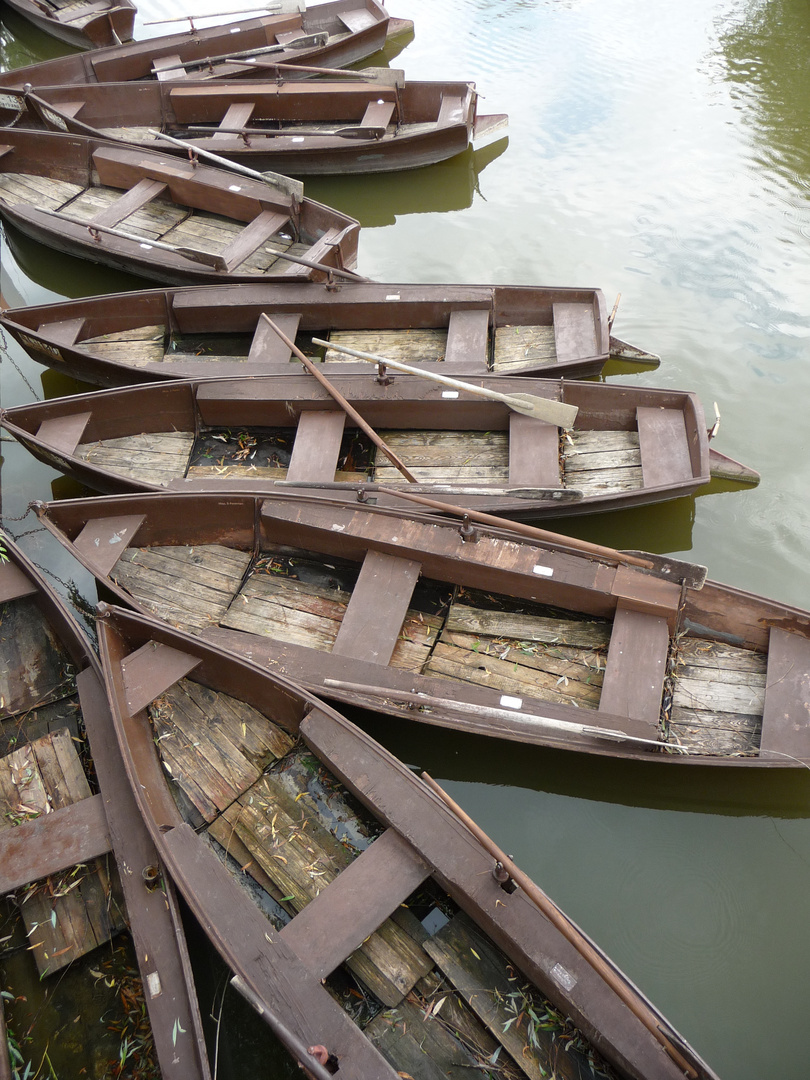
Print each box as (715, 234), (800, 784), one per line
(493, 324), (556, 372)
(77, 430), (194, 486)
(325, 328), (448, 364)
(759, 629), (810, 760)
(373, 429), (509, 484)
(0, 730), (125, 975)
(81, 323), (166, 367)
(111, 544), (251, 631)
(563, 430), (642, 495)
(666, 636), (767, 755)
(0, 172), (84, 211)
(599, 605), (669, 728)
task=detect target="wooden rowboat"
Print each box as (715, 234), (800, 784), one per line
(0, 530), (209, 1078)
(0, 281), (659, 385)
(16, 75), (509, 175)
(1, 372), (759, 519)
(0, 0), (408, 89)
(95, 600), (719, 1080)
(33, 490), (810, 768)
(0, 129), (360, 285)
(0, 0), (135, 49)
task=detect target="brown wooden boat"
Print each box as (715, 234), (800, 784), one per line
(0, 0), (135, 49)
(16, 74), (508, 175)
(0, 0), (408, 89)
(95, 599), (719, 1080)
(1, 372), (759, 520)
(0, 129), (360, 285)
(32, 490), (810, 768)
(0, 530), (210, 1078)
(0, 280), (659, 386)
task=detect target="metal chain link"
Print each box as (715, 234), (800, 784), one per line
(0, 322), (42, 401)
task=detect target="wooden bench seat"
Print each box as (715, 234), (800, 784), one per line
(599, 603), (669, 728)
(152, 54), (185, 81)
(338, 8), (377, 32)
(90, 177), (168, 230)
(120, 640), (202, 715)
(636, 406), (694, 487)
(359, 99), (396, 137)
(443, 307), (490, 365)
(286, 409), (345, 482)
(212, 100), (256, 142)
(760, 628), (810, 760)
(219, 209), (288, 272)
(282, 225), (343, 277)
(553, 302), (597, 362)
(508, 412), (561, 488)
(0, 560), (38, 604)
(279, 826), (429, 979)
(246, 311), (302, 363)
(437, 95), (464, 126)
(42, 316), (85, 346)
(50, 100), (85, 119)
(332, 550), (422, 665)
(73, 513), (145, 576)
(36, 411), (92, 456)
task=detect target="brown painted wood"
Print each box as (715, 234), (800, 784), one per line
(90, 177), (168, 230)
(36, 411), (92, 456)
(508, 413), (561, 487)
(332, 550), (422, 665)
(759, 628), (810, 759)
(212, 100), (256, 141)
(121, 640), (202, 715)
(443, 307), (490, 364)
(0, 793), (110, 893)
(637, 406), (694, 487)
(279, 827), (429, 980)
(0, 559), (38, 603)
(286, 409), (345, 481)
(553, 302), (598, 361)
(599, 603), (668, 728)
(221, 209), (288, 272)
(245, 311), (302, 363)
(73, 513), (145, 576)
(358, 99), (396, 134)
(46, 316), (85, 346)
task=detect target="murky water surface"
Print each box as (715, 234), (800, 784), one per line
(2, 1), (810, 1077)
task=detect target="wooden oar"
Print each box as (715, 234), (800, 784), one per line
(144, 4), (292, 24)
(186, 123), (386, 140)
(148, 33), (328, 76)
(310, 337), (578, 427)
(259, 316), (418, 483)
(419, 773), (700, 1080)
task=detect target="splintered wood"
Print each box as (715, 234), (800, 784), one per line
(665, 636), (767, 756)
(77, 430), (194, 486)
(111, 544), (252, 631)
(493, 325), (556, 372)
(425, 602), (609, 709)
(0, 730), (124, 975)
(222, 562), (440, 670)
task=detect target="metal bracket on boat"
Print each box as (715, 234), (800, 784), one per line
(459, 515), (478, 543)
(375, 360), (393, 385)
(492, 860), (517, 894)
(708, 401), (721, 441)
(141, 864), (162, 891)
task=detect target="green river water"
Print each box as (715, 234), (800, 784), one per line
(1, 1), (810, 1076)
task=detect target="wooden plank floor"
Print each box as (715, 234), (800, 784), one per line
(325, 328), (448, 364)
(563, 430), (643, 495)
(111, 544), (252, 631)
(77, 430), (194, 486)
(665, 636), (767, 756)
(80, 324), (167, 367)
(374, 430), (509, 485)
(222, 560), (440, 670)
(424, 600), (609, 710)
(0, 729), (125, 975)
(493, 325), (556, 372)
(0, 173), (84, 211)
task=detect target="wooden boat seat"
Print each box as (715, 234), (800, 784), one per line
(73, 513), (145, 577)
(636, 406), (694, 487)
(120, 640), (202, 715)
(553, 302), (597, 361)
(281, 225), (344, 276)
(50, 100), (85, 119)
(598, 603), (669, 729)
(0, 145), (12, 161)
(89, 177), (168, 230)
(759, 628), (810, 760)
(332, 550), (422, 665)
(219, 209), (288, 272)
(338, 8), (377, 32)
(36, 411), (92, 456)
(246, 311), (302, 363)
(0, 793), (110, 894)
(0, 559), (38, 603)
(508, 412), (561, 488)
(152, 54), (186, 81)
(279, 826), (430, 979)
(42, 316), (85, 346)
(437, 95), (464, 126)
(358, 99), (396, 137)
(286, 410), (345, 482)
(212, 101), (256, 142)
(443, 307), (489, 365)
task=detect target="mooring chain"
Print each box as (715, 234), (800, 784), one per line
(0, 322), (42, 401)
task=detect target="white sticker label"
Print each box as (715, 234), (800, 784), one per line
(228, 184), (242, 191)
(292, 136), (305, 142)
(441, 390), (459, 399)
(385, 294), (401, 300)
(551, 963), (577, 992)
(533, 564), (554, 577)
(146, 972), (162, 997)
(330, 524), (345, 532)
(500, 695), (523, 709)
(230, 26), (241, 32)
(139, 243), (153, 250)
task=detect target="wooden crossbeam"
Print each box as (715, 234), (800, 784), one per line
(220, 209), (288, 272)
(212, 100), (256, 142)
(90, 177), (168, 231)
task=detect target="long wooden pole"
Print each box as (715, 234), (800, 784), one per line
(420, 772), (700, 1080)
(259, 316), (418, 483)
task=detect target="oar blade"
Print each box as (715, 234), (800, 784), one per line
(505, 393), (578, 427)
